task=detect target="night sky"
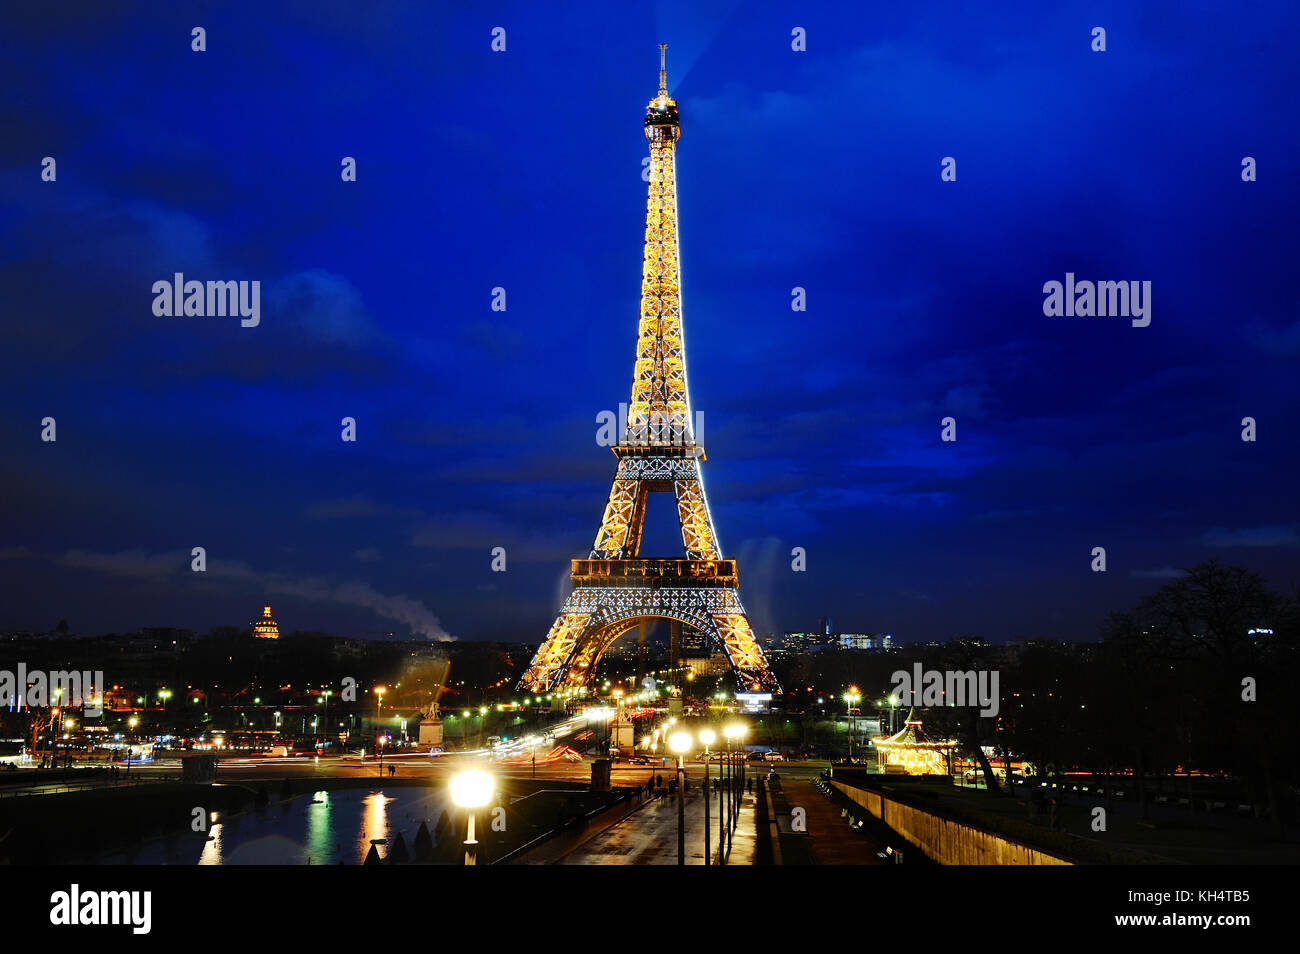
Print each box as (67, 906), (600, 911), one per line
(2, 1), (1297, 645)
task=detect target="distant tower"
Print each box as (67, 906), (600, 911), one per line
(517, 46), (779, 695)
(252, 604), (279, 639)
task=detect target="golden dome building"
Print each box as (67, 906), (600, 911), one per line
(252, 604), (280, 639)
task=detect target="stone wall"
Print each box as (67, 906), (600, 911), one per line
(833, 780), (1072, 865)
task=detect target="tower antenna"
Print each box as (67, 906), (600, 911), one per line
(659, 43), (668, 96)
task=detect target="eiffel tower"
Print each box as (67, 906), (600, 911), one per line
(518, 46), (781, 695)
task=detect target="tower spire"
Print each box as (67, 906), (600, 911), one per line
(659, 43), (668, 96)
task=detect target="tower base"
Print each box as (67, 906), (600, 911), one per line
(519, 575), (779, 694)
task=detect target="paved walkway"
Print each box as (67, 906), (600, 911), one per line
(774, 779), (889, 865)
(559, 785), (757, 865)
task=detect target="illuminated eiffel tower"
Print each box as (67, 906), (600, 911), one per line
(519, 46), (781, 695)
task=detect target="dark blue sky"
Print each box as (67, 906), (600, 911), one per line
(2, 1), (1298, 645)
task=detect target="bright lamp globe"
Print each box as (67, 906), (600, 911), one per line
(450, 769), (495, 808)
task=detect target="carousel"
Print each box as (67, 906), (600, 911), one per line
(871, 708), (956, 775)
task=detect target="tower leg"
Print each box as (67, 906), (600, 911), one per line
(670, 619), (680, 685)
(637, 622), (647, 681)
(519, 605), (598, 693)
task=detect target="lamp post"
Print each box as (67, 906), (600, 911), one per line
(320, 690), (333, 745)
(125, 715), (138, 775)
(669, 731), (692, 866)
(449, 769), (495, 866)
(699, 729), (715, 866)
(725, 731), (734, 847)
(725, 723), (746, 850)
(736, 724), (749, 811)
(844, 687), (861, 762)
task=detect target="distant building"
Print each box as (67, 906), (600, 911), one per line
(683, 653), (728, 676)
(252, 605), (279, 639)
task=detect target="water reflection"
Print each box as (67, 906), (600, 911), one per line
(305, 791), (332, 864)
(358, 792), (392, 861)
(97, 788), (447, 865)
(198, 812), (222, 866)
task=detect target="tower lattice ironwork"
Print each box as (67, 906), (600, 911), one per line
(518, 46), (781, 695)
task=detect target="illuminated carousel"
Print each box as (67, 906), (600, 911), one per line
(872, 708), (955, 775)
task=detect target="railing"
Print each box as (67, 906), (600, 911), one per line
(571, 558), (738, 586)
(0, 775), (172, 798)
(491, 789), (641, 865)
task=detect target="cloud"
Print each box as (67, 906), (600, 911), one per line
(1129, 567), (1186, 580)
(1200, 526), (1299, 548)
(25, 547), (452, 640)
(266, 269), (385, 346)
(1248, 309), (1300, 357)
(306, 497), (380, 519)
(56, 548), (188, 580)
(412, 512), (585, 562)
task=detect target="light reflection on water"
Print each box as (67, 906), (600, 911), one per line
(101, 788), (450, 865)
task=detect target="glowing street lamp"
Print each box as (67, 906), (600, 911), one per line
(726, 724), (748, 848)
(319, 690), (333, 744)
(450, 769), (495, 865)
(844, 687), (862, 762)
(669, 731), (692, 865)
(697, 728), (716, 865)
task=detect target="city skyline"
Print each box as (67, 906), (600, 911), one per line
(3, 3), (1299, 648)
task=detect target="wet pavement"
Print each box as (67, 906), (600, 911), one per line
(559, 783), (758, 865)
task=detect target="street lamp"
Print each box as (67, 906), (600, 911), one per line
(373, 686), (386, 753)
(725, 723), (747, 853)
(669, 731), (692, 866)
(728, 723), (748, 787)
(698, 729), (716, 866)
(319, 690), (333, 744)
(126, 715), (139, 774)
(844, 687), (861, 762)
(449, 769), (495, 866)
